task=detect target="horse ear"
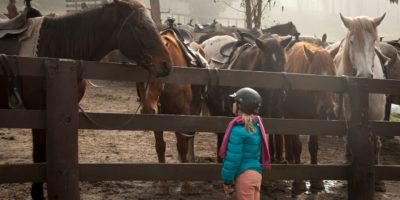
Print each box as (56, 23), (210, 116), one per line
(373, 13), (386, 27)
(322, 33), (327, 43)
(255, 38), (265, 49)
(280, 36), (292, 48)
(304, 45), (314, 61)
(340, 13), (352, 29)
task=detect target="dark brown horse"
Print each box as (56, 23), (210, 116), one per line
(136, 30), (206, 194)
(0, 0), (171, 199)
(283, 42), (336, 195)
(262, 21), (299, 36)
(202, 34), (291, 162)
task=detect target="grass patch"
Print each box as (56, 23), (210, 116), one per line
(390, 113), (400, 122)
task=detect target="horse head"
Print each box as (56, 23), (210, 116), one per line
(303, 44), (337, 119)
(340, 13), (385, 78)
(106, 0), (171, 77)
(252, 35), (292, 72)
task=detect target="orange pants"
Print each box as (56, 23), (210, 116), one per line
(235, 170), (262, 200)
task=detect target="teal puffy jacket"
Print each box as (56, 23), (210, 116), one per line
(221, 122), (262, 184)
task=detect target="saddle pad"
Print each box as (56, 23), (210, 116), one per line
(220, 41), (237, 57)
(18, 17), (44, 57)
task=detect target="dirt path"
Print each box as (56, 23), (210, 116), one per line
(1, 81), (400, 200)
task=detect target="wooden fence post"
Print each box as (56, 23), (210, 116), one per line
(46, 59), (80, 200)
(347, 79), (375, 200)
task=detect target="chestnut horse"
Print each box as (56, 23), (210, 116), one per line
(334, 13), (387, 192)
(283, 42), (336, 195)
(136, 30), (207, 194)
(0, 1), (171, 199)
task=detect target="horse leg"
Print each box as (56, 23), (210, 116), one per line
(176, 132), (196, 195)
(275, 134), (285, 163)
(154, 131), (169, 194)
(309, 135), (325, 191)
(217, 132), (224, 163)
(291, 135), (307, 196)
(186, 137), (195, 163)
(284, 135), (294, 164)
(31, 129), (46, 200)
(269, 134), (276, 163)
(374, 136), (386, 192)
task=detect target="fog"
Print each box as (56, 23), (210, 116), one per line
(0, 0), (399, 41)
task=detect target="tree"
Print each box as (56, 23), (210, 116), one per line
(241, 0), (279, 29)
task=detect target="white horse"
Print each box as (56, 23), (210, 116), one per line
(334, 13), (387, 192)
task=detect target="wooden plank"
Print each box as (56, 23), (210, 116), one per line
(0, 109), (347, 135)
(376, 166), (400, 181)
(370, 121), (400, 136)
(347, 80), (375, 200)
(5, 164), (400, 183)
(0, 109), (44, 129)
(79, 164), (348, 181)
(45, 60), (80, 199)
(82, 61), (346, 92)
(0, 164), (46, 183)
(78, 113), (346, 135)
(6, 109), (400, 137)
(358, 78), (400, 96)
(1, 56), (400, 94)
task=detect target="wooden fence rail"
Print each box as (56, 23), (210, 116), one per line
(0, 56), (400, 199)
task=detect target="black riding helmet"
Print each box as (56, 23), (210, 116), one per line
(229, 87), (262, 114)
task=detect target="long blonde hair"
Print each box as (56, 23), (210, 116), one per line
(242, 114), (256, 134)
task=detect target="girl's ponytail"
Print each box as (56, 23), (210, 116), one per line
(242, 114), (255, 134)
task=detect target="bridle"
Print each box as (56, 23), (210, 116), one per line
(117, 10), (154, 69)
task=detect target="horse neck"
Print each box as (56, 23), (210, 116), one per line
(37, 10), (118, 61)
(230, 45), (260, 71)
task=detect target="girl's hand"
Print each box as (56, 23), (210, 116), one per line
(223, 183), (235, 194)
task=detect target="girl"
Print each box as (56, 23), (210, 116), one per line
(219, 87), (271, 200)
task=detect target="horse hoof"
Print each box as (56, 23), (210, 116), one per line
(375, 181), (386, 192)
(292, 180), (307, 195)
(280, 159), (289, 164)
(155, 181), (170, 195)
(181, 181), (199, 195)
(310, 180), (325, 192)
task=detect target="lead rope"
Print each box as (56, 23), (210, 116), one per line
(79, 71), (152, 129)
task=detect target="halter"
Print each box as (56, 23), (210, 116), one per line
(117, 10), (153, 69)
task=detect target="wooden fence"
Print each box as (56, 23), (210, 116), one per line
(0, 55), (400, 199)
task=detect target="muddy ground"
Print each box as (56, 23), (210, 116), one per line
(1, 81), (400, 200)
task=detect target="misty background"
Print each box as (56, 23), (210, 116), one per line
(0, 0), (399, 41)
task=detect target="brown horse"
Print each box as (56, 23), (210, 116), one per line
(136, 30), (206, 194)
(283, 42), (336, 195)
(0, 1), (171, 199)
(202, 34), (291, 163)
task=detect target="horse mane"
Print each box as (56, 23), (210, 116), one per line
(285, 42), (336, 76)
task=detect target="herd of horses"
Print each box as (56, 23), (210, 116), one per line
(0, 0), (400, 199)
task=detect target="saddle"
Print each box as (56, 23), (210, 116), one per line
(0, 8), (30, 39)
(219, 31), (256, 58)
(161, 18), (206, 69)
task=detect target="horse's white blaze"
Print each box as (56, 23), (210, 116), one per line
(272, 53), (277, 62)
